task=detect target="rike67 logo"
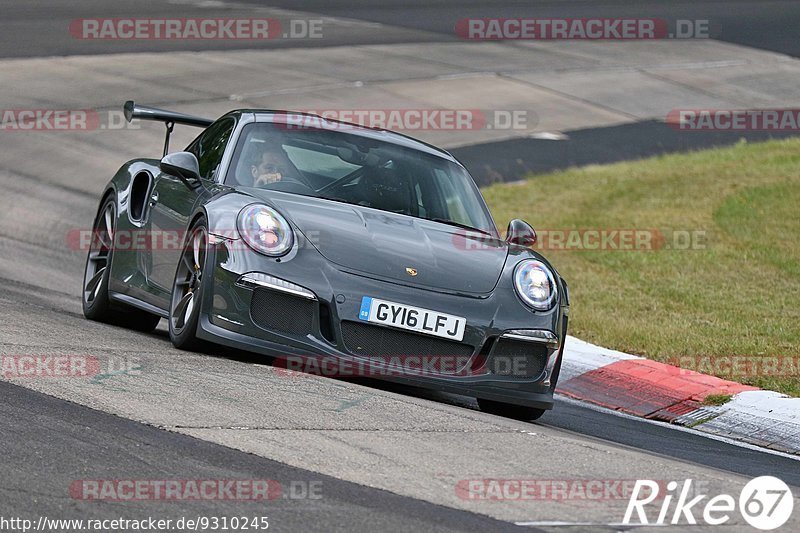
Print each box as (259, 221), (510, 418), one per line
(624, 477), (794, 530)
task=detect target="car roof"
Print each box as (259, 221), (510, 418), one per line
(225, 110), (458, 163)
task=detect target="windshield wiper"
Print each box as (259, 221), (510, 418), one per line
(429, 218), (493, 236)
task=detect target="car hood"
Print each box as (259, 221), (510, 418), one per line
(255, 192), (508, 295)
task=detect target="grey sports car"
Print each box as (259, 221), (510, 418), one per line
(82, 101), (569, 420)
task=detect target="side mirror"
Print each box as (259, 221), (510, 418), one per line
(160, 151), (202, 190)
(506, 219), (537, 247)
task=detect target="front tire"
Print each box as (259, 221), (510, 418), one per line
(477, 347), (563, 421)
(82, 196), (161, 332)
(169, 218), (209, 351)
(477, 399), (547, 421)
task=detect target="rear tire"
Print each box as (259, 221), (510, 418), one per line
(169, 218), (209, 351)
(82, 195), (161, 333)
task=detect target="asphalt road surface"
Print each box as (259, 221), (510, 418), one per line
(1, 142), (798, 529)
(452, 121), (800, 185)
(1, 0), (799, 58)
(0, 380), (525, 533)
(4, 0), (798, 185)
(255, 0), (800, 58)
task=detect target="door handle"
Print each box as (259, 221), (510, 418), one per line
(149, 191), (159, 207)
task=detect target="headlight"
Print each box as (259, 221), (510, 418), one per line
(513, 259), (557, 311)
(237, 204), (294, 256)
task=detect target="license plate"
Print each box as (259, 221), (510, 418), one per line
(358, 296), (466, 342)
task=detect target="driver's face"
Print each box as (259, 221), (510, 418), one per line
(252, 151), (286, 175)
(251, 150), (289, 186)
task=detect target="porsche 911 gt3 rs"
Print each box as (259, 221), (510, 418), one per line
(82, 101), (569, 420)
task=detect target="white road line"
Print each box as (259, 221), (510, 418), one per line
(514, 520), (671, 528)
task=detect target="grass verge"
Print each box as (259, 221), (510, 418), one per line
(703, 394), (733, 406)
(482, 139), (800, 395)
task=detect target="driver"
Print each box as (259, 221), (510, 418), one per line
(249, 145), (296, 187)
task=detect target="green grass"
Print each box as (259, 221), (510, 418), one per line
(703, 394), (733, 406)
(482, 139), (800, 396)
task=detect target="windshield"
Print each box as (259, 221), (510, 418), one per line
(226, 121), (497, 235)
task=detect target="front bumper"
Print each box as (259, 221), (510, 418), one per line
(197, 237), (567, 409)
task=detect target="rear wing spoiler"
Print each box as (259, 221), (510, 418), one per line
(123, 100), (214, 156)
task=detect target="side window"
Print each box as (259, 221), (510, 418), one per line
(187, 118), (235, 181)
